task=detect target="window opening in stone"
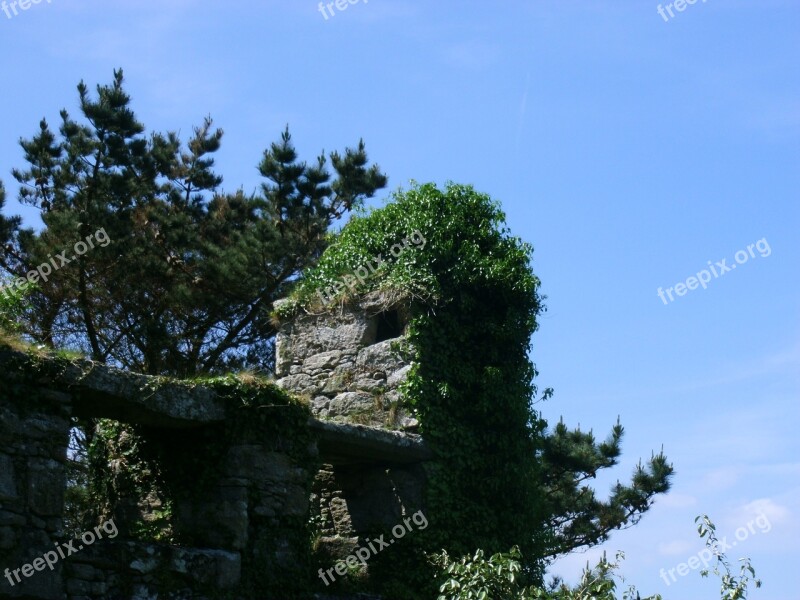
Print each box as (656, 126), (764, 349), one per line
(374, 310), (402, 343)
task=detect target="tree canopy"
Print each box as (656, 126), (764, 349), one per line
(0, 69), (387, 375)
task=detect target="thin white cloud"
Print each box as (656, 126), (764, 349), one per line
(701, 466), (742, 490)
(672, 343), (800, 393)
(515, 71), (531, 155)
(658, 492), (698, 509)
(657, 539), (694, 556)
(441, 41), (500, 70)
(725, 497), (792, 529)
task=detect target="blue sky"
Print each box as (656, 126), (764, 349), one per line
(1, 1), (798, 598)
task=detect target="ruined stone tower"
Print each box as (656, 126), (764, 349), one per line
(274, 290), (418, 432)
(273, 291), (427, 571)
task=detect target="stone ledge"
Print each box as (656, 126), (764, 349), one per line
(62, 361), (226, 427)
(0, 347), (226, 427)
(310, 419), (431, 465)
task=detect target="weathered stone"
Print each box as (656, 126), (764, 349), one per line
(0, 454), (17, 498)
(315, 321), (376, 353)
(356, 341), (404, 374)
(275, 373), (315, 394)
(226, 447), (293, 482)
(68, 563), (98, 580)
(328, 497), (353, 534)
(0, 291), (432, 598)
(56, 359), (227, 426)
(130, 584), (159, 600)
(352, 377), (384, 393)
(66, 577), (94, 595)
(387, 365), (411, 388)
(0, 525), (16, 549)
(321, 370), (351, 394)
(312, 396), (330, 415)
(314, 535), (360, 562)
(130, 556), (159, 574)
(0, 510), (26, 527)
(170, 548), (241, 589)
(309, 420), (431, 464)
(400, 416), (420, 431)
(90, 581), (108, 596)
(328, 392), (374, 418)
(174, 486), (249, 551)
(303, 350), (342, 370)
(27, 459), (64, 516)
(20, 415), (70, 441)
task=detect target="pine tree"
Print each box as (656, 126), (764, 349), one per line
(1, 70), (387, 375)
(539, 417), (673, 559)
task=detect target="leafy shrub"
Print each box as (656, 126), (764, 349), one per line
(434, 515), (762, 600)
(0, 280), (33, 333)
(433, 547), (657, 600)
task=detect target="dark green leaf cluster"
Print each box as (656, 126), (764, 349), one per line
(0, 183), (28, 333)
(540, 420), (673, 558)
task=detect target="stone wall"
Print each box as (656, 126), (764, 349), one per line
(0, 361), (71, 599)
(275, 294), (428, 585)
(0, 347), (317, 599)
(275, 293), (417, 432)
(0, 343), (430, 599)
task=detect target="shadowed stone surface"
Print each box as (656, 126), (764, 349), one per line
(274, 293), (428, 591)
(0, 340), (429, 598)
(310, 420), (431, 465)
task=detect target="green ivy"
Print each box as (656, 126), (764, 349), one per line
(292, 182), (549, 596)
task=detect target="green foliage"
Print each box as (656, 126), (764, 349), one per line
(295, 182), (548, 594)
(435, 516), (764, 600)
(289, 182), (674, 596)
(434, 547), (659, 600)
(86, 418), (174, 542)
(0, 181), (34, 333)
(434, 547), (531, 600)
(0, 279), (33, 333)
(696, 515), (762, 599)
(1, 70), (386, 376)
(540, 419), (673, 558)
(0, 181), (18, 238)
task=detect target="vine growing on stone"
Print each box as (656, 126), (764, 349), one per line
(289, 182), (550, 595)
